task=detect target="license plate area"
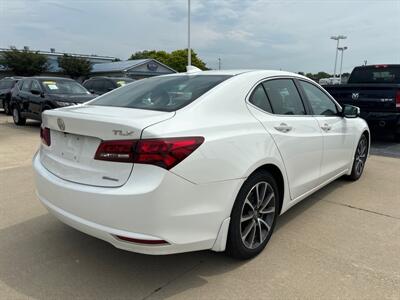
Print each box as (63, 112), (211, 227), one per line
(57, 132), (84, 162)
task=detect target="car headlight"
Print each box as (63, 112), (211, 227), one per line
(55, 101), (74, 107)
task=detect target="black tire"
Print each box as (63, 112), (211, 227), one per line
(4, 99), (11, 115)
(226, 170), (280, 259)
(347, 134), (368, 181)
(12, 105), (26, 126)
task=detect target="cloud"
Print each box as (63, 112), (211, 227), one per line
(1, 0), (399, 72)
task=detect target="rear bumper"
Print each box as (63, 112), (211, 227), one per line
(360, 112), (400, 130)
(33, 151), (242, 255)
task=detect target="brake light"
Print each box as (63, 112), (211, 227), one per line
(94, 137), (204, 169)
(40, 127), (51, 146)
(396, 90), (400, 108)
(94, 140), (136, 162)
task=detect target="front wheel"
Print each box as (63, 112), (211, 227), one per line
(12, 105), (26, 126)
(226, 170), (279, 259)
(347, 134), (368, 181)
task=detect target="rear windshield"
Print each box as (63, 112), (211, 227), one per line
(348, 66), (400, 84)
(0, 80), (15, 89)
(89, 75), (232, 112)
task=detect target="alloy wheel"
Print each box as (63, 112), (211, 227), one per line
(240, 181), (276, 249)
(355, 136), (367, 176)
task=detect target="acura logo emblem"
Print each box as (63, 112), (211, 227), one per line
(57, 118), (65, 131)
(352, 93), (359, 100)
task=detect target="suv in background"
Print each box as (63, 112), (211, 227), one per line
(10, 77), (96, 125)
(83, 77), (135, 95)
(0, 77), (23, 115)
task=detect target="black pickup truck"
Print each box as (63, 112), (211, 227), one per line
(324, 65), (400, 140)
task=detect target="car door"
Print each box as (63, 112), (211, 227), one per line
(247, 78), (324, 200)
(298, 80), (355, 181)
(19, 79), (32, 115)
(29, 80), (44, 117)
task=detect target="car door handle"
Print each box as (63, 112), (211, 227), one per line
(274, 123), (292, 133)
(321, 124), (332, 131)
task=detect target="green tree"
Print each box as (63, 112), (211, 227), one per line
(0, 48), (47, 76)
(129, 49), (207, 72)
(58, 54), (92, 78)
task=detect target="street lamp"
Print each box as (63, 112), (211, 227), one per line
(330, 35), (347, 77)
(187, 0), (191, 66)
(338, 46), (348, 83)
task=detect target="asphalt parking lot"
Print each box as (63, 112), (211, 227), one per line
(0, 113), (399, 299)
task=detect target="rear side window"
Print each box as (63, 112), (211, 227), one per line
(249, 84), (272, 113)
(262, 79), (306, 115)
(90, 75), (232, 112)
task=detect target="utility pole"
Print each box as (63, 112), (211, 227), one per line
(338, 46), (348, 82)
(218, 57), (221, 70)
(330, 35), (347, 77)
(187, 0), (191, 66)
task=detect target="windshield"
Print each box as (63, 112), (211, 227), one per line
(348, 66), (400, 84)
(89, 75), (232, 112)
(41, 80), (90, 95)
(114, 79), (134, 87)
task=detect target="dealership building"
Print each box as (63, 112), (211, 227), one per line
(0, 47), (177, 79)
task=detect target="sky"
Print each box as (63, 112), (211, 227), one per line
(1, 0), (399, 73)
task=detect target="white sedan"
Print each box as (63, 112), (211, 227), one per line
(33, 70), (369, 259)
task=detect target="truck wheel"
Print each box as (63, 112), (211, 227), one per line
(12, 105), (26, 126)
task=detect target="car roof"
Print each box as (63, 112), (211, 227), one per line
(87, 76), (134, 80)
(27, 76), (74, 81)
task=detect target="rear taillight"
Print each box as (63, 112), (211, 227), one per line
(40, 127), (51, 146)
(94, 140), (137, 162)
(396, 90), (400, 108)
(94, 137), (204, 169)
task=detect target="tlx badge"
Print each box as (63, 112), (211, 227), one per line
(112, 130), (134, 136)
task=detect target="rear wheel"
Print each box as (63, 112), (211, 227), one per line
(347, 134), (368, 181)
(12, 105), (26, 126)
(226, 170), (279, 259)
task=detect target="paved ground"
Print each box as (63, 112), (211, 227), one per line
(0, 113), (400, 299)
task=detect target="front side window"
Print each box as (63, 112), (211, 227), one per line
(21, 80), (31, 92)
(31, 80), (42, 92)
(262, 79), (306, 115)
(90, 75), (231, 112)
(40, 80), (89, 95)
(300, 81), (337, 116)
(249, 84), (272, 113)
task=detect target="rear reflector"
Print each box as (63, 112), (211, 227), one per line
(116, 235), (168, 245)
(40, 127), (51, 146)
(94, 137), (204, 169)
(396, 90), (400, 108)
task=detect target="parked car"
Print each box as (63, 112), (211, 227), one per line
(33, 70), (369, 259)
(10, 77), (96, 125)
(0, 77), (23, 115)
(324, 64), (400, 140)
(83, 77), (135, 95)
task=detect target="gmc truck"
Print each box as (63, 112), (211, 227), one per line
(324, 64), (400, 140)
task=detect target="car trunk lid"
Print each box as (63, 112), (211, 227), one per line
(39, 105), (174, 187)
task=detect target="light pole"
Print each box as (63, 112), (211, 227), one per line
(338, 46), (348, 82)
(187, 0), (191, 66)
(218, 57), (221, 70)
(330, 35), (347, 77)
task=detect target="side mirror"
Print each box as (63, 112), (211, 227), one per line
(342, 104), (360, 118)
(30, 89), (41, 95)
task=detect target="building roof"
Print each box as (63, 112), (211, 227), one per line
(91, 59), (177, 74)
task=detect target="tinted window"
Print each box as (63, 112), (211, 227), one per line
(249, 84), (272, 113)
(300, 81), (337, 116)
(104, 80), (115, 90)
(83, 80), (93, 90)
(21, 80), (31, 92)
(31, 80), (42, 92)
(262, 79), (305, 115)
(92, 80), (104, 91)
(348, 66), (400, 84)
(90, 75), (231, 112)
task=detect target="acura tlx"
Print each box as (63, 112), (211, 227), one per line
(33, 69), (369, 259)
